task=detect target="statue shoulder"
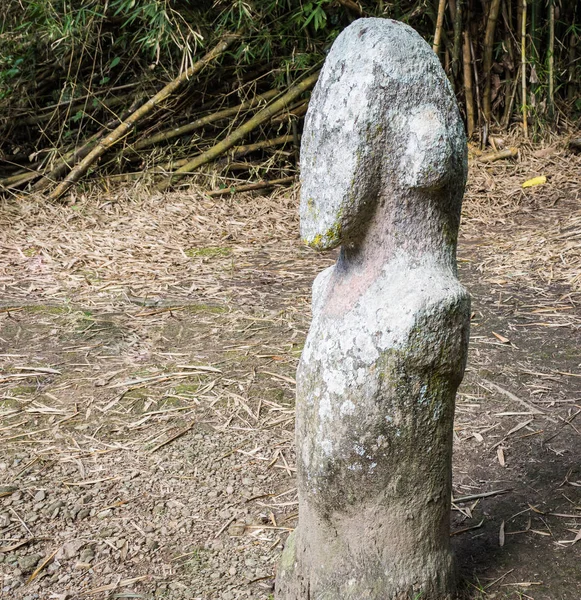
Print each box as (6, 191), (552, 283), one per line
(311, 265), (335, 316)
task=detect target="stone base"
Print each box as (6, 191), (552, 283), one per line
(276, 529), (456, 600)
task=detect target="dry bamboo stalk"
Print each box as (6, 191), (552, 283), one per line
(206, 175), (296, 197)
(46, 32), (240, 202)
(15, 94), (129, 127)
(132, 89), (280, 151)
(16, 81), (142, 116)
(463, 31), (476, 136)
(450, 0), (462, 77)
(448, 0), (456, 20)
(470, 35), (482, 131)
(336, 0), (364, 16)
(161, 134), (296, 171)
(32, 103), (142, 192)
(221, 161), (264, 171)
(483, 0), (502, 123)
(156, 71), (319, 192)
(453, 489), (510, 503)
(270, 100), (309, 124)
(502, 65), (521, 129)
(433, 0), (447, 54)
(33, 144), (103, 193)
(227, 134), (297, 157)
(479, 147), (518, 162)
(568, 28), (579, 101)
(548, 0), (555, 117)
(521, 0), (528, 138)
(0, 170), (42, 190)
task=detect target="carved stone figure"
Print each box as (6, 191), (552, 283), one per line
(275, 18), (470, 600)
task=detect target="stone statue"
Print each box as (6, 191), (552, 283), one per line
(275, 18), (470, 600)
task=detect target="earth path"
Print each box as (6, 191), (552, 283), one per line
(0, 143), (580, 599)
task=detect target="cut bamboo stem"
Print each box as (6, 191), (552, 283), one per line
(548, 0), (555, 118)
(156, 71), (319, 192)
(270, 100), (309, 124)
(433, 0), (447, 55)
(479, 147), (518, 162)
(226, 135), (298, 158)
(206, 176), (296, 197)
(160, 135), (297, 171)
(46, 32), (240, 202)
(521, 0), (528, 138)
(483, 0), (502, 123)
(14, 94), (130, 127)
(463, 31), (476, 137)
(32, 101), (143, 192)
(0, 170), (42, 190)
(132, 89), (280, 151)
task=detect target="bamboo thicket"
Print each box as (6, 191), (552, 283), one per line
(0, 0), (578, 198)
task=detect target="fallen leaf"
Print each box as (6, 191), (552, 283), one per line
(0, 538), (33, 552)
(522, 175), (547, 188)
(492, 331), (510, 344)
(0, 485), (18, 498)
(497, 447), (506, 467)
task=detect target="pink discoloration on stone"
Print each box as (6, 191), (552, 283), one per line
(323, 262), (377, 316)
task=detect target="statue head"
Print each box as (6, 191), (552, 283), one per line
(300, 18), (467, 258)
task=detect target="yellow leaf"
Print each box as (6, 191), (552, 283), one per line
(522, 175), (547, 188)
(492, 331), (510, 344)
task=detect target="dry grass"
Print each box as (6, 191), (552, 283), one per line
(462, 139), (581, 294)
(0, 137), (580, 599)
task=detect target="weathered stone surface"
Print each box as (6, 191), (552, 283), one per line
(276, 18), (470, 600)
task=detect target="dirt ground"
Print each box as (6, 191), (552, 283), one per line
(1, 140), (580, 600)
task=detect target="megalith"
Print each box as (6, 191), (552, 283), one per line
(275, 18), (470, 600)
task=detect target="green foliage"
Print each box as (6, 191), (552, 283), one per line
(299, 1), (330, 31)
(0, 1), (204, 104)
(0, 56), (24, 100)
(0, 0), (577, 179)
(0, 0), (351, 109)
